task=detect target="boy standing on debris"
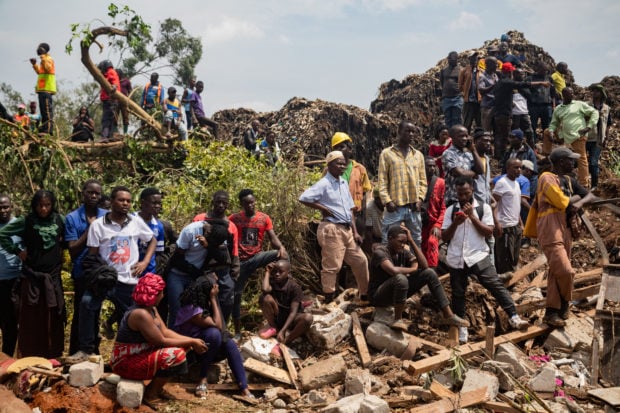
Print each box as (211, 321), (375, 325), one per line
(442, 176), (529, 343)
(30, 42), (55, 135)
(258, 259), (312, 345)
(369, 225), (469, 332)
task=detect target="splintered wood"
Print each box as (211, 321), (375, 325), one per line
(243, 358), (292, 386)
(351, 312), (372, 368)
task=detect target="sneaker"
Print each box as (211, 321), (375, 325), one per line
(442, 314), (470, 327)
(258, 326), (277, 339)
(65, 350), (92, 364)
(458, 326), (468, 344)
(543, 313), (566, 328)
(521, 238), (531, 249)
(509, 315), (529, 330)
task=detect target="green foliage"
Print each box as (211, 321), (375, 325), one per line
(446, 348), (469, 386)
(0, 83), (25, 110)
(53, 81), (101, 137)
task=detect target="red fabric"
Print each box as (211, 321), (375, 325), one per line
(110, 342), (186, 380)
(428, 139), (452, 177)
(132, 273), (165, 306)
(192, 214), (239, 257)
(421, 177), (446, 267)
(100, 68), (121, 101)
(228, 211), (273, 261)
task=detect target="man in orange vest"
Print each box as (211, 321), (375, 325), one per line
(141, 72), (164, 111)
(29, 43), (56, 135)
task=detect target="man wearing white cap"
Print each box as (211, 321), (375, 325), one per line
(299, 151), (369, 303)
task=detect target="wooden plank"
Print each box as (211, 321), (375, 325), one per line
(243, 358), (292, 386)
(410, 387), (488, 412)
(279, 344), (298, 389)
(404, 324), (549, 375)
(429, 380), (456, 399)
(582, 212), (610, 266)
(351, 312), (372, 368)
(410, 336), (447, 353)
(602, 203), (620, 216)
(401, 337), (421, 361)
(482, 401), (528, 413)
(447, 326), (459, 347)
(529, 270), (547, 288)
(508, 254), (547, 287)
(485, 325), (496, 357)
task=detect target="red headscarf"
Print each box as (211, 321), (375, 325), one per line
(132, 273), (166, 306)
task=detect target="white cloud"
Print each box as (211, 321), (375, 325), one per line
(448, 11), (482, 31)
(278, 34), (292, 44)
(204, 16), (265, 45)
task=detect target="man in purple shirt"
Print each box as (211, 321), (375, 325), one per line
(189, 80), (218, 138)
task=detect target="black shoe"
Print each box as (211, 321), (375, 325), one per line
(543, 313), (566, 328)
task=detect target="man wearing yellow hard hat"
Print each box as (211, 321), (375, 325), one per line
(330, 132), (372, 220)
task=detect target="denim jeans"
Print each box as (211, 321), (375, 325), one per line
(78, 282), (135, 354)
(196, 327), (247, 389)
(441, 96), (464, 128)
(233, 250), (279, 320)
(586, 141), (602, 188)
(381, 206), (422, 246)
(166, 269), (196, 328)
(216, 269), (235, 324)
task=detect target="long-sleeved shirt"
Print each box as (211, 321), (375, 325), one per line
(549, 100), (599, 144)
(378, 145), (427, 207)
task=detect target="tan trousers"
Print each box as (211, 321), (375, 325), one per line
(317, 222), (369, 295)
(542, 241), (575, 310)
(570, 137), (589, 188)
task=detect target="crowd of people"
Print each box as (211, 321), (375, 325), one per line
(0, 36), (613, 407)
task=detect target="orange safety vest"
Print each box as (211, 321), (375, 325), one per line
(34, 54), (56, 94)
(142, 82), (163, 107)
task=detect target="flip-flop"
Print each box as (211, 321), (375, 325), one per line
(195, 382), (208, 398)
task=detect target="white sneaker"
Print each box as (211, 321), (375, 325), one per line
(509, 314), (529, 330)
(458, 326), (468, 344)
(65, 350), (92, 364)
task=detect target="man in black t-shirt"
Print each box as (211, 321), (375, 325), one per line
(369, 225), (469, 331)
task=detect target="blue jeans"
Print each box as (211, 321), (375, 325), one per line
(586, 141), (601, 188)
(441, 96), (464, 128)
(196, 327), (248, 389)
(381, 206), (422, 246)
(166, 269), (196, 328)
(233, 251), (279, 320)
(78, 282), (135, 354)
(216, 269), (235, 324)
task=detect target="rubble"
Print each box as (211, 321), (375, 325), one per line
(116, 379), (144, 408)
(544, 315), (594, 351)
(299, 355), (347, 391)
(529, 363), (558, 393)
(365, 321), (410, 357)
(494, 342), (537, 377)
(307, 307), (352, 349)
(344, 368), (372, 396)
(461, 369), (500, 400)
(68, 358), (104, 387)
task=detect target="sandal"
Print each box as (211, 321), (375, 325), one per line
(259, 326), (277, 339)
(195, 382), (208, 398)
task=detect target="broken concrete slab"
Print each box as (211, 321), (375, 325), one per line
(299, 355), (346, 391)
(588, 387), (620, 408)
(461, 369), (500, 400)
(68, 358), (104, 387)
(345, 368), (371, 396)
(240, 336), (279, 363)
(481, 360), (515, 391)
(494, 342), (537, 378)
(544, 316), (594, 351)
(263, 386), (285, 401)
(307, 307), (352, 349)
(372, 307), (395, 325)
(365, 321), (409, 357)
(529, 364), (557, 393)
(359, 395), (390, 413)
(116, 379), (144, 408)
(320, 393), (366, 413)
(306, 389), (328, 404)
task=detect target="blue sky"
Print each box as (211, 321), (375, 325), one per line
(1, 0), (618, 115)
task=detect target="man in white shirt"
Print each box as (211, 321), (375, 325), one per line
(442, 176), (528, 343)
(493, 158), (524, 274)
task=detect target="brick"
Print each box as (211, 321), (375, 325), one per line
(68, 358), (104, 387)
(307, 308), (352, 349)
(299, 355), (346, 391)
(345, 368), (371, 396)
(116, 379), (144, 408)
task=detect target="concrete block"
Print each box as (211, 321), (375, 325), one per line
(308, 308), (352, 349)
(68, 358), (104, 387)
(365, 321), (409, 357)
(345, 368), (371, 396)
(320, 393), (365, 413)
(494, 342), (536, 378)
(306, 389), (328, 404)
(359, 395), (390, 413)
(461, 369), (500, 400)
(240, 336), (278, 363)
(529, 364), (557, 393)
(372, 307), (394, 325)
(263, 386), (285, 401)
(481, 360), (514, 391)
(544, 316), (594, 351)
(299, 355), (347, 391)
(116, 379), (144, 408)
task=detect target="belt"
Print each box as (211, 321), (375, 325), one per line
(323, 220), (351, 230)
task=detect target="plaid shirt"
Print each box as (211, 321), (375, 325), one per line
(378, 145), (427, 206)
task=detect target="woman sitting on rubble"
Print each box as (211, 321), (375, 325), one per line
(109, 273), (208, 407)
(71, 106), (95, 142)
(174, 273), (254, 399)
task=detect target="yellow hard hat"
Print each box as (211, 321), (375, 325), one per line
(331, 132), (352, 148)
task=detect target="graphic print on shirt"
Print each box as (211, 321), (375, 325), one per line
(109, 236), (131, 265)
(241, 227), (259, 246)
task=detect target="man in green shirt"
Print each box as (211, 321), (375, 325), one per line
(549, 87), (599, 188)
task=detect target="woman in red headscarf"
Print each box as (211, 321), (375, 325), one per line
(110, 273), (208, 406)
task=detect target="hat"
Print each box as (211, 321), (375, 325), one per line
(501, 62), (516, 73)
(17, 103), (26, 110)
(325, 150), (345, 164)
(501, 34), (511, 42)
(549, 147), (580, 162)
(510, 129), (524, 140)
(331, 132), (352, 148)
(589, 83), (608, 100)
(521, 160), (536, 173)
(38, 43), (50, 53)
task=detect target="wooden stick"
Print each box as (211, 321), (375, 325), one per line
(507, 254), (547, 287)
(410, 387), (488, 412)
(429, 380), (456, 399)
(485, 325), (495, 357)
(279, 344), (298, 389)
(351, 312), (372, 368)
(581, 212), (610, 266)
(243, 358), (292, 386)
(447, 326), (459, 347)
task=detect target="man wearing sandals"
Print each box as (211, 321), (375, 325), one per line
(369, 225), (469, 331)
